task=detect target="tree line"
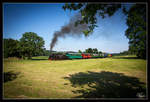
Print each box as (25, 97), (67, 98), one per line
(3, 32), (50, 59)
(78, 48), (102, 54)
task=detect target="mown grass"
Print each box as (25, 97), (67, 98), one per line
(3, 55), (147, 99)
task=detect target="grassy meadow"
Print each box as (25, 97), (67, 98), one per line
(3, 55), (147, 99)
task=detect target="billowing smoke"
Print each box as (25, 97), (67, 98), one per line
(50, 13), (89, 51)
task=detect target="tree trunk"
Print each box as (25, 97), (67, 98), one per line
(28, 52), (32, 60)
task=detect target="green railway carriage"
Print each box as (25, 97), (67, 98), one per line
(66, 53), (82, 59)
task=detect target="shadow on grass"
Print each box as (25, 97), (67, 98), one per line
(64, 71), (146, 98)
(4, 71), (20, 83)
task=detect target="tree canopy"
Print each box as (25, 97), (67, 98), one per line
(124, 4), (146, 59)
(3, 39), (21, 58)
(85, 48), (99, 54)
(63, 3), (121, 36)
(20, 32), (45, 59)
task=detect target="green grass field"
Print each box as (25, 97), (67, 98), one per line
(3, 55), (147, 99)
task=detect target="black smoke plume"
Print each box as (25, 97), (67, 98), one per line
(50, 13), (89, 51)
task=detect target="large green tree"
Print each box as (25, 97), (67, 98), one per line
(3, 38), (21, 58)
(63, 3), (147, 59)
(20, 32), (45, 59)
(124, 4), (146, 59)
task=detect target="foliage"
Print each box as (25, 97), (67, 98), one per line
(3, 39), (21, 58)
(85, 48), (99, 54)
(63, 3), (121, 36)
(93, 48), (98, 54)
(120, 50), (133, 55)
(124, 4), (146, 59)
(20, 32), (45, 59)
(78, 50), (82, 53)
(3, 37), (48, 59)
(98, 51), (102, 54)
(85, 48), (93, 53)
(43, 48), (50, 56)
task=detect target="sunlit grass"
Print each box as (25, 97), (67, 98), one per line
(3, 55), (147, 98)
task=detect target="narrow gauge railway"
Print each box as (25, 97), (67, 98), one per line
(48, 52), (112, 60)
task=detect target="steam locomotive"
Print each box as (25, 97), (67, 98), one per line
(48, 52), (112, 60)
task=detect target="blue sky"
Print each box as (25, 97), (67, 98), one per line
(3, 3), (131, 53)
